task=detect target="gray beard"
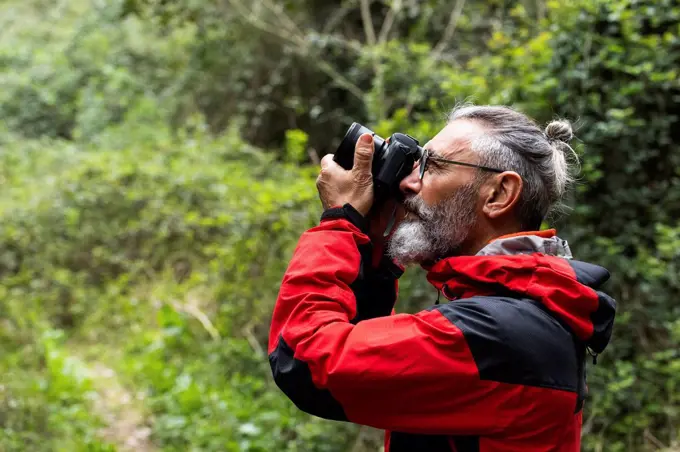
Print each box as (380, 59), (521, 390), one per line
(387, 181), (480, 267)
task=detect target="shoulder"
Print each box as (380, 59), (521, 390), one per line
(428, 296), (579, 392)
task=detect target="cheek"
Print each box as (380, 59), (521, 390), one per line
(421, 175), (459, 206)
(419, 176), (445, 206)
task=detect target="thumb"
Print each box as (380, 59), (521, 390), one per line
(353, 133), (374, 175)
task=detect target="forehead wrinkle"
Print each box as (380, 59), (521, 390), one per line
(430, 139), (474, 161)
(425, 119), (487, 161)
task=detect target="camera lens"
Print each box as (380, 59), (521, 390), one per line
(334, 123), (386, 171)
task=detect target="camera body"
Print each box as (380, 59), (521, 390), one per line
(334, 123), (423, 204)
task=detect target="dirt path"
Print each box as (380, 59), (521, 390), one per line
(86, 361), (157, 452)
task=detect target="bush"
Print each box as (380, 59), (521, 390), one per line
(0, 118), (378, 450)
(2, 0), (679, 450)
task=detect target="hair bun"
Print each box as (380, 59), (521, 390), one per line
(545, 119), (574, 144)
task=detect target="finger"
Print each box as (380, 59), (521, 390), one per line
(316, 174), (330, 209)
(320, 157), (342, 179)
(320, 154), (335, 169)
(353, 133), (374, 175)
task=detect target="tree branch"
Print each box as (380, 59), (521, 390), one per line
(316, 59), (366, 100)
(258, 0), (304, 40)
(432, 0), (467, 59)
(241, 323), (265, 358)
(227, 0), (366, 100)
(323, 0), (358, 34)
(169, 300), (220, 341)
(643, 428), (667, 450)
(378, 0), (402, 43)
(349, 426), (370, 452)
(360, 0), (377, 45)
(537, 0), (546, 22)
(581, 406), (597, 435)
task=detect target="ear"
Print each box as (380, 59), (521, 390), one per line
(481, 171), (523, 219)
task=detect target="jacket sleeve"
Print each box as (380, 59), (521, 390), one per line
(267, 204), (574, 435)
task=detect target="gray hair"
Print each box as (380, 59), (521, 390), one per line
(448, 104), (580, 230)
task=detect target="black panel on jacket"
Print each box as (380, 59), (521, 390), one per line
(431, 296), (580, 392)
(568, 260), (616, 354)
(350, 248), (402, 323)
(568, 260), (610, 288)
(452, 436), (481, 452)
(388, 432), (453, 452)
(589, 291), (616, 354)
(269, 335), (348, 421)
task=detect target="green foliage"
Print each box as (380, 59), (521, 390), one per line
(0, 116), (362, 449)
(1, 0), (680, 450)
(0, 328), (116, 451)
(0, 0), (194, 141)
(284, 129), (310, 164)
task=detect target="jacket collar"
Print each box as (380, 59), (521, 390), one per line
(475, 228), (573, 259)
(423, 229), (616, 352)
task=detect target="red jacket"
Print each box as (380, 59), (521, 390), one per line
(268, 204), (616, 451)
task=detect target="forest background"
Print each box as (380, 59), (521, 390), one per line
(1, 0), (679, 451)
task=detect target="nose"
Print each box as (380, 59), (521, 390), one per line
(399, 161), (422, 197)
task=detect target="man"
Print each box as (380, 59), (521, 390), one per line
(268, 105), (616, 451)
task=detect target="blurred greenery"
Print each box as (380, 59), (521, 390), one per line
(0, 0), (678, 451)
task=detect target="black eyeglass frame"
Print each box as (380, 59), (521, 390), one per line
(418, 149), (506, 180)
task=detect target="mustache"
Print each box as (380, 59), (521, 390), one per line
(402, 196), (433, 221)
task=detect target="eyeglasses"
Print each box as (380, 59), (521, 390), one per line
(418, 149), (506, 180)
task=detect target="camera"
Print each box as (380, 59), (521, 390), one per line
(334, 123), (423, 205)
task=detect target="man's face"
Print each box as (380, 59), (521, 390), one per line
(387, 120), (488, 266)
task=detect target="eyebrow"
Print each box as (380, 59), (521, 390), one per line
(424, 148), (445, 159)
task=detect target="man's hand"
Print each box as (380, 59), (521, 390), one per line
(317, 133), (375, 217)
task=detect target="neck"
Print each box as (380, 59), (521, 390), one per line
(459, 222), (524, 256)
